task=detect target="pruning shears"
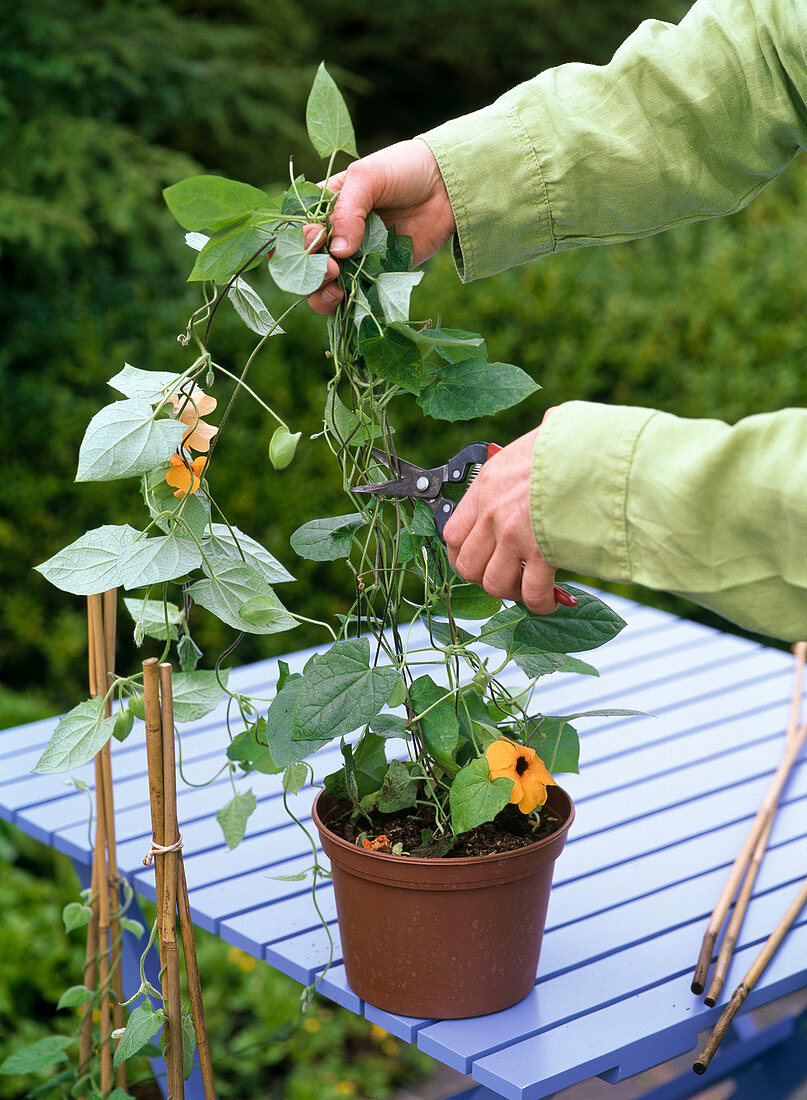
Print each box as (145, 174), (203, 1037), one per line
(353, 442), (577, 607)
(353, 442), (503, 542)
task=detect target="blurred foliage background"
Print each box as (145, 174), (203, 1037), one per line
(2, 0), (807, 1094)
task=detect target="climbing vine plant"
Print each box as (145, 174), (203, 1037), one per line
(35, 63), (629, 851)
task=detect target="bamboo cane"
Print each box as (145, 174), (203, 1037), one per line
(694, 872), (807, 1073)
(142, 658), (184, 1099)
(176, 861), (217, 1099)
(97, 590), (127, 1089)
(691, 643), (807, 995)
(702, 641), (807, 1005)
(85, 596), (113, 1093)
(78, 843), (100, 1095)
(93, 750), (113, 1094)
(159, 662), (217, 1099)
(158, 663), (185, 1099)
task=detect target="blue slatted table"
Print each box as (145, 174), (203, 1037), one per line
(2, 592), (807, 1099)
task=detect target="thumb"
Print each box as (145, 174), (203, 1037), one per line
(327, 163), (378, 258)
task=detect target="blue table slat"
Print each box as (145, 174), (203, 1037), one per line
(471, 920), (807, 1099)
(2, 591), (805, 1100)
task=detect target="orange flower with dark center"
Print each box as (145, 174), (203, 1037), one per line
(169, 386), (218, 453)
(165, 453), (207, 499)
(485, 736), (555, 814)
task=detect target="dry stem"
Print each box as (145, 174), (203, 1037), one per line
(694, 872), (807, 1073)
(692, 642), (807, 995)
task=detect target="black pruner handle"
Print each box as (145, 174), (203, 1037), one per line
(431, 496), (456, 543)
(445, 442), (502, 484)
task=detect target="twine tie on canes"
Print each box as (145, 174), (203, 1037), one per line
(143, 833), (184, 867)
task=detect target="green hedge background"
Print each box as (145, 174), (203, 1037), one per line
(2, 0), (806, 1095)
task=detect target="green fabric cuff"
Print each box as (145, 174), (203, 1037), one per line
(530, 401), (657, 580)
(419, 104), (555, 282)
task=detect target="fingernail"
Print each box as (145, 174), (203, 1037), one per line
(323, 284), (342, 303)
(330, 236), (349, 254)
(554, 587), (577, 607)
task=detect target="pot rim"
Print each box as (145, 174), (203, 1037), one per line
(312, 784), (575, 868)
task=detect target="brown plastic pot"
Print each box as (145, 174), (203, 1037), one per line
(312, 785), (574, 1018)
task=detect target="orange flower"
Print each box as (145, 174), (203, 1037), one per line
(169, 386), (218, 453)
(165, 453), (207, 499)
(485, 736), (555, 814)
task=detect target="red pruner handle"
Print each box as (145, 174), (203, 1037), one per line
(487, 443), (503, 460)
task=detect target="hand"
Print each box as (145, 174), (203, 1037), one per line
(306, 139), (456, 314)
(444, 417), (564, 615)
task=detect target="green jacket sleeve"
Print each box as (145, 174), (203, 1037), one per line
(532, 402), (807, 640)
(420, 0), (807, 281)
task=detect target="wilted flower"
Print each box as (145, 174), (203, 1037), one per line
(485, 736), (555, 814)
(169, 386), (218, 452)
(165, 453), (207, 499)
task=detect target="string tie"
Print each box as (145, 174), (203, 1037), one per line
(143, 833), (184, 867)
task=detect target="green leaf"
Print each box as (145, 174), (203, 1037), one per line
(178, 634), (202, 673)
(163, 175), (271, 231)
(112, 710), (135, 743)
(269, 225), (330, 295)
(120, 918), (144, 938)
(291, 637), (399, 742)
(283, 762), (308, 795)
(35, 697), (117, 773)
(359, 213), (388, 257)
(188, 562), (297, 635)
(277, 660), (291, 691)
(119, 531), (201, 590)
(367, 714), (410, 738)
(375, 271), (423, 323)
(108, 364), (183, 402)
(57, 985), (94, 1010)
(477, 606), (525, 653)
(385, 227), (414, 272)
(123, 597), (183, 642)
(239, 596), (288, 626)
(77, 399), (186, 482)
(181, 1008), (196, 1081)
(227, 719), (279, 774)
(409, 675), (460, 769)
(513, 651), (599, 679)
(529, 717), (580, 774)
(417, 359), (540, 422)
(0, 1037), (74, 1075)
(269, 425), (301, 470)
(290, 513), (364, 561)
(361, 326), (423, 395)
(409, 499), (438, 537)
(512, 588), (626, 654)
(63, 901), (93, 932)
(216, 789), (257, 850)
(143, 469), (210, 540)
(306, 62), (358, 158)
(324, 392), (385, 447)
(189, 220), (275, 283)
(378, 759), (418, 812)
(340, 733), (387, 800)
(282, 178), (328, 216)
(432, 585), (501, 620)
(170, 669), (229, 724)
(113, 1003), (164, 1070)
(264, 677), (325, 767)
(449, 757), (512, 835)
(36, 524), (140, 595)
(228, 278), (284, 337)
(408, 327), (487, 363)
(202, 523), (294, 585)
